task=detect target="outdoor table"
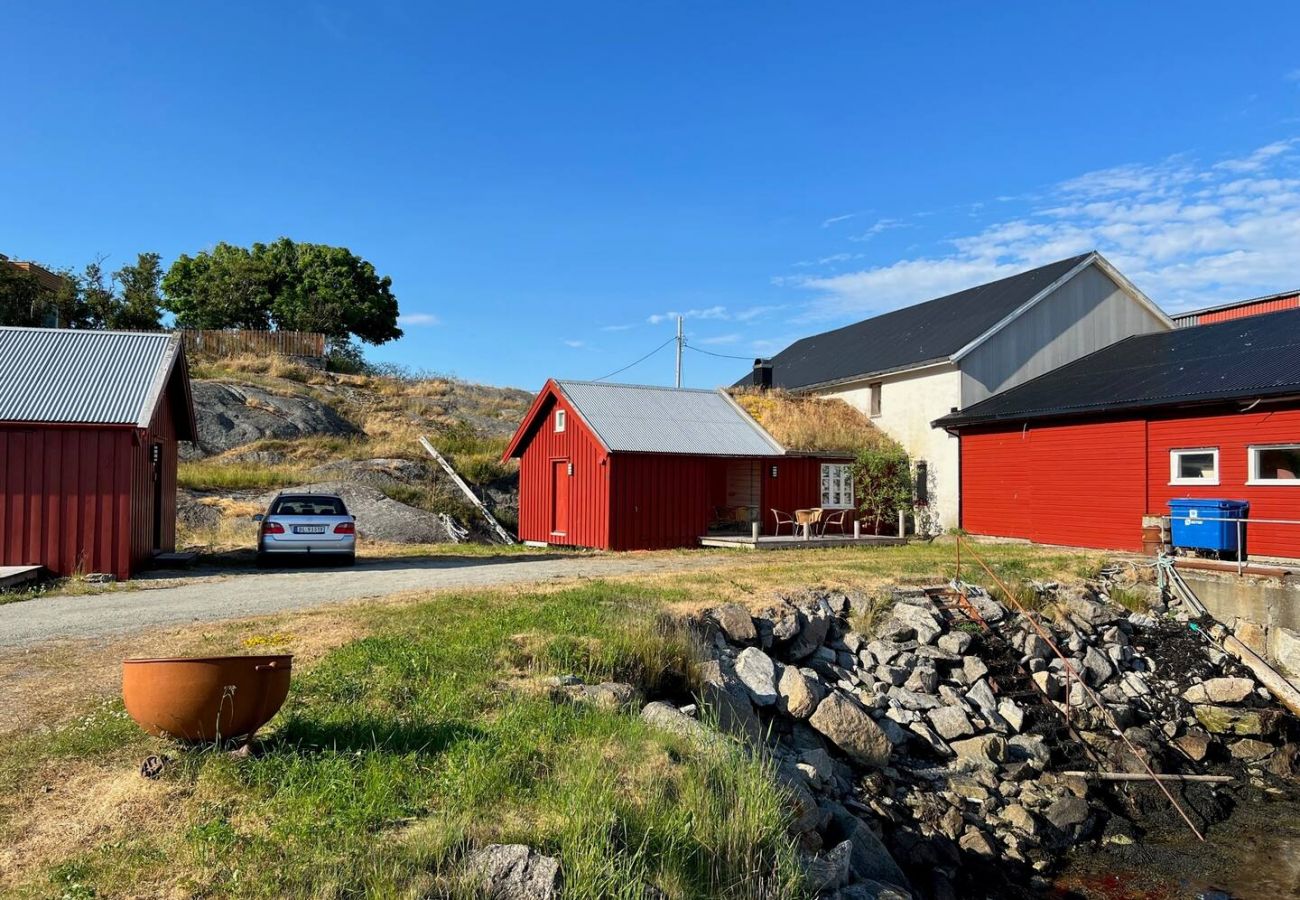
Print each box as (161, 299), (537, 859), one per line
(794, 508), (822, 540)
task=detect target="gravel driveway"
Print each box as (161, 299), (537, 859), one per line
(0, 553), (731, 649)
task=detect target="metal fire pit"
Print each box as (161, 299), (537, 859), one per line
(122, 654), (292, 745)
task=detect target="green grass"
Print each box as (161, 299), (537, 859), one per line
(0, 582), (804, 899)
(178, 460), (311, 492)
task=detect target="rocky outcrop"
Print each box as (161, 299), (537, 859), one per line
(464, 844), (561, 899)
(185, 380), (359, 458)
(257, 482), (458, 543)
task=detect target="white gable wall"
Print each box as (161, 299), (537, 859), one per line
(817, 363), (962, 531)
(958, 263), (1170, 406)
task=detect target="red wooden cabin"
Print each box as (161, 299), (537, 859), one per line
(0, 327), (197, 580)
(935, 311), (1300, 558)
(503, 380), (856, 550)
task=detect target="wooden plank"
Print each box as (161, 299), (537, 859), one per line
(418, 436), (516, 544)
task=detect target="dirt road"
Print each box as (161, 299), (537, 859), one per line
(0, 552), (733, 648)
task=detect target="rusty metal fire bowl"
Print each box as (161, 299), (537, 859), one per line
(122, 655), (292, 744)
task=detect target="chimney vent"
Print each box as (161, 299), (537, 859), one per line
(752, 359), (773, 389)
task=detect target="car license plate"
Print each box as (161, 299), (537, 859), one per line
(294, 525), (326, 534)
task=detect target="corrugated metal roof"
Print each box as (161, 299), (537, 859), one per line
(737, 253), (1094, 390)
(0, 327), (182, 426)
(935, 308), (1300, 428)
(556, 381), (784, 456)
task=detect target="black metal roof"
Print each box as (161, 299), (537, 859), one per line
(934, 308), (1300, 429)
(744, 253), (1094, 390)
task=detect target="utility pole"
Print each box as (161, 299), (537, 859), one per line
(675, 315), (684, 388)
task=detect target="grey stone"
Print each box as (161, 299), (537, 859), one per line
(888, 603), (943, 645)
(696, 659), (762, 743)
(1032, 671), (1063, 701)
(1182, 677), (1255, 705)
(889, 688), (943, 711)
(641, 702), (717, 744)
(1082, 645), (1115, 686)
(804, 840), (854, 893)
(809, 691), (891, 768)
(187, 380), (359, 458)
(966, 679), (999, 719)
(1003, 803), (1040, 838)
(710, 604), (757, 644)
(465, 844), (561, 900)
(963, 656), (990, 683)
(560, 681), (640, 710)
(787, 610), (831, 660)
(734, 647), (779, 706)
(938, 631), (973, 655)
(875, 664), (909, 687)
(1022, 633), (1051, 662)
(928, 706), (974, 741)
(1043, 796), (1090, 832)
(950, 734), (1006, 764)
(1275, 626), (1300, 678)
(998, 698), (1026, 733)
(908, 720), (954, 756)
(1230, 738), (1274, 761)
(778, 665), (822, 719)
(958, 826), (998, 858)
(904, 666), (939, 694)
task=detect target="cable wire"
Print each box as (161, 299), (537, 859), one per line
(685, 343), (756, 361)
(592, 336), (677, 382)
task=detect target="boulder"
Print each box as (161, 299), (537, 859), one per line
(1173, 729), (1212, 762)
(963, 656), (990, 683)
(1082, 646), (1115, 686)
(928, 706), (974, 741)
(1032, 671), (1063, 701)
(1007, 734), (1051, 768)
(1060, 589), (1113, 628)
(1003, 803), (1040, 839)
(1271, 626), (1300, 677)
(1229, 738), (1275, 761)
(809, 691), (891, 768)
(786, 609), (831, 660)
(1182, 677), (1255, 705)
(1043, 796), (1090, 833)
(888, 603), (943, 645)
(734, 647), (779, 706)
(778, 666), (822, 719)
(938, 631), (973, 655)
(710, 604), (757, 645)
(641, 702), (717, 744)
(186, 380), (359, 458)
(949, 734), (1005, 764)
(958, 826), (998, 858)
(998, 698), (1026, 733)
(804, 841), (854, 894)
(559, 681), (640, 710)
(465, 844), (561, 900)
(1194, 704), (1280, 737)
(696, 659), (763, 743)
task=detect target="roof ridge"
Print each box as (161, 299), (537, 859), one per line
(556, 378), (718, 393)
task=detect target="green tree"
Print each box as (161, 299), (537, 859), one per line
(0, 264), (48, 326)
(853, 443), (914, 535)
(162, 239), (402, 345)
(111, 252), (164, 330)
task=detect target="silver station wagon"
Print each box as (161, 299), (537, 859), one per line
(255, 491), (357, 566)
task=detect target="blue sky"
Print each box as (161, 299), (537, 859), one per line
(4, 3), (1300, 389)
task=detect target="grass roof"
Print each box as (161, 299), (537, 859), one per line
(729, 388), (894, 453)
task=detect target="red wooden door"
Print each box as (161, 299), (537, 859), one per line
(551, 459), (570, 536)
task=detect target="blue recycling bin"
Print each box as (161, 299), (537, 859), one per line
(1168, 498), (1249, 554)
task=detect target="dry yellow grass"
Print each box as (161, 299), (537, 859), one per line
(730, 388), (893, 453)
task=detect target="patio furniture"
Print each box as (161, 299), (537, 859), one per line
(771, 508), (797, 536)
(819, 508), (853, 535)
(794, 507), (823, 540)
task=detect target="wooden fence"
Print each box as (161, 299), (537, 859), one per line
(179, 330), (327, 359)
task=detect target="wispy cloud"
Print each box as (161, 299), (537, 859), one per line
(848, 218), (905, 242)
(696, 333), (741, 345)
(398, 312), (441, 326)
(600, 323), (634, 332)
(786, 139), (1300, 319)
(563, 339), (587, 349)
(821, 212), (858, 228)
(647, 305), (729, 324)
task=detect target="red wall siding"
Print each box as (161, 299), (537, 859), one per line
(1147, 408), (1300, 558)
(961, 404), (1300, 556)
(0, 426), (135, 578)
(514, 393), (610, 548)
(608, 454), (711, 550)
(1198, 294), (1298, 325)
(960, 429), (1032, 540)
(761, 457), (852, 534)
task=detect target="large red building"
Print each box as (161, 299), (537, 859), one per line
(0, 327), (197, 579)
(504, 380), (856, 550)
(935, 311), (1300, 558)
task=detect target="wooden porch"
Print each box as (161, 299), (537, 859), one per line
(699, 534), (907, 550)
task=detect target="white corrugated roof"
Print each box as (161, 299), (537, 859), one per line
(556, 380), (784, 456)
(0, 327), (182, 427)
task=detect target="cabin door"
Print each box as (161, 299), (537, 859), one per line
(550, 459), (570, 537)
(150, 443), (164, 551)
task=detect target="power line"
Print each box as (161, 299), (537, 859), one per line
(685, 343), (756, 361)
(592, 336), (677, 382)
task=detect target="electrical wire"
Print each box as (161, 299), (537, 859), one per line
(684, 343), (756, 361)
(592, 336), (677, 382)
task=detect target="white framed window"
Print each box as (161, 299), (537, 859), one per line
(869, 383), (882, 418)
(1169, 448), (1218, 485)
(1248, 444), (1300, 485)
(555, 409), (566, 433)
(820, 463), (855, 508)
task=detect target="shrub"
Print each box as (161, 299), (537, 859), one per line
(853, 444), (913, 534)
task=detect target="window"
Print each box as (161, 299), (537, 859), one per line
(820, 463), (855, 508)
(869, 383), (882, 418)
(1169, 449), (1218, 485)
(1249, 444), (1300, 484)
(270, 495), (348, 516)
(555, 409), (566, 433)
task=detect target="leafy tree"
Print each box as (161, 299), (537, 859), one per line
(853, 443), (914, 535)
(0, 264), (50, 326)
(111, 252), (164, 330)
(162, 238), (402, 345)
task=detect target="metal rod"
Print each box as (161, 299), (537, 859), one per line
(675, 315), (683, 388)
(1237, 518), (1244, 576)
(956, 535), (1207, 842)
(1061, 771), (1233, 784)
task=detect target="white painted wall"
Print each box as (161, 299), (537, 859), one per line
(819, 363), (962, 531)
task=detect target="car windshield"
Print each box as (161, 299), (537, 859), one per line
(270, 496), (348, 517)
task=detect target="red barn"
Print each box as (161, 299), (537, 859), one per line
(934, 310), (1300, 558)
(0, 327), (197, 580)
(503, 380), (857, 550)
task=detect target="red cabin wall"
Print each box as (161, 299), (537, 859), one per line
(608, 454), (711, 550)
(0, 425), (136, 579)
(514, 393), (610, 548)
(761, 457), (854, 535)
(959, 404), (1300, 556)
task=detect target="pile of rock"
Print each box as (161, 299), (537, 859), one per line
(634, 581), (1298, 899)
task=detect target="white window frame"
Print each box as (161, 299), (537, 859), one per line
(554, 409), (566, 433)
(820, 463), (855, 509)
(1247, 443), (1300, 486)
(868, 382), (882, 418)
(1169, 448), (1219, 486)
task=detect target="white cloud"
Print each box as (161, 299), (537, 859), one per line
(696, 333), (741, 345)
(398, 312), (440, 326)
(787, 139), (1300, 319)
(647, 305), (728, 324)
(821, 213), (857, 228)
(600, 323), (634, 332)
(563, 339), (587, 348)
(848, 218), (905, 242)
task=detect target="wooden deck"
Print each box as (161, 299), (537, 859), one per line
(699, 534), (907, 551)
